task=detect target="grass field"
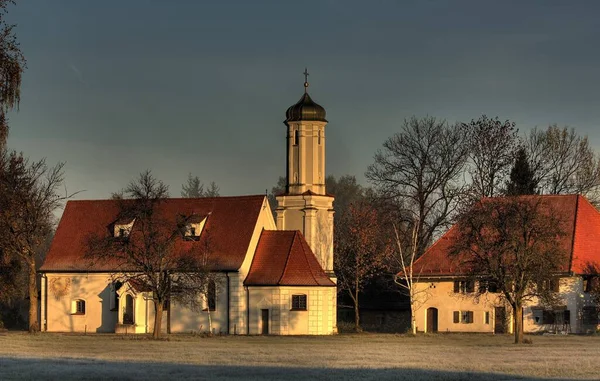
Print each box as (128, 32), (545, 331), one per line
(1, 332), (599, 380)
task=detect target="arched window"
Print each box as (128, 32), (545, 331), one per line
(71, 299), (86, 315)
(206, 280), (216, 311)
(123, 294), (134, 324)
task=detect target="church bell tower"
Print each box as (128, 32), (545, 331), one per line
(276, 70), (335, 278)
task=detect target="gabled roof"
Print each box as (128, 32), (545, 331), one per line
(245, 230), (335, 287)
(40, 195), (266, 272)
(413, 195), (600, 277)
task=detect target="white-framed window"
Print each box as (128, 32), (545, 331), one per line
(71, 299), (86, 315)
(453, 280), (474, 293)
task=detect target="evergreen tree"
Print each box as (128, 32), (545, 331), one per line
(505, 148), (537, 195)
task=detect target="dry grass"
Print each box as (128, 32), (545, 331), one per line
(1, 332), (599, 380)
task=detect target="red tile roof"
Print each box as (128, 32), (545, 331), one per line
(245, 230), (335, 287)
(412, 195), (600, 277)
(40, 196), (266, 272)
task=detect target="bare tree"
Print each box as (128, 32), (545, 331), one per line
(334, 201), (393, 332)
(87, 171), (213, 339)
(525, 125), (600, 202)
(0, 0), (26, 148)
(393, 219), (431, 335)
(449, 196), (568, 343)
(0, 151), (68, 332)
(463, 115), (519, 198)
(366, 116), (470, 258)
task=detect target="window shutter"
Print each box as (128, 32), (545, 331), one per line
(454, 281), (459, 293)
(453, 311), (459, 323)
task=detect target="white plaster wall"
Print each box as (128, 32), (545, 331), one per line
(247, 286), (336, 335)
(44, 273), (117, 333)
(416, 277), (591, 334)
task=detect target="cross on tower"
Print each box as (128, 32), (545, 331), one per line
(303, 67), (309, 92)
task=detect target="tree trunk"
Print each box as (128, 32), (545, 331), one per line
(28, 259), (39, 333)
(411, 303), (417, 335)
(153, 300), (164, 339)
(513, 304), (523, 344)
(353, 289), (361, 332)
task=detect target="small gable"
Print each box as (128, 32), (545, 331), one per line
(245, 230), (335, 287)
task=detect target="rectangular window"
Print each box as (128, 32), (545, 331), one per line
(318, 130), (321, 145)
(72, 299), (85, 315)
(461, 311), (474, 324)
(582, 307), (599, 325)
(532, 308), (544, 324)
(453, 311), (460, 323)
(291, 294), (307, 310)
(484, 311), (490, 325)
(454, 280), (474, 294)
(294, 130), (299, 146)
(550, 278), (560, 293)
(207, 280), (216, 311)
(542, 310), (555, 324)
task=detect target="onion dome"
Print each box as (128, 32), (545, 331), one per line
(285, 68), (327, 123)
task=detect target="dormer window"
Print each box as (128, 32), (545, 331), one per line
(113, 217), (135, 239)
(183, 214), (208, 241)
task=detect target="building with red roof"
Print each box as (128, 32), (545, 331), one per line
(39, 78), (337, 335)
(408, 194), (600, 334)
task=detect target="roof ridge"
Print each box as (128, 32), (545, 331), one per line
(297, 231), (320, 285)
(66, 195), (266, 203)
(277, 231), (296, 285)
(568, 195), (580, 272)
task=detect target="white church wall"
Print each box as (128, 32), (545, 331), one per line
(44, 273), (117, 333)
(247, 286), (336, 335)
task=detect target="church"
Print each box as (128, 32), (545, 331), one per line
(39, 76), (338, 335)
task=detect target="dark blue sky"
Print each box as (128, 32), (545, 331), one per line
(6, 0), (600, 200)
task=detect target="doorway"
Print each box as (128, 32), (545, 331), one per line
(261, 309), (269, 335)
(494, 307), (506, 334)
(426, 307), (438, 333)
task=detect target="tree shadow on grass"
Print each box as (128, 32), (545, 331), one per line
(0, 357), (592, 381)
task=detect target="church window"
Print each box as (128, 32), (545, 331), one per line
(294, 130), (299, 146)
(71, 299), (86, 315)
(318, 130), (321, 145)
(207, 280), (216, 311)
(291, 294), (307, 310)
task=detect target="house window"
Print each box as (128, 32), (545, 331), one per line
(461, 311), (474, 324)
(454, 280), (474, 294)
(542, 310), (555, 324)
(453, 310), (473, 324)
(532, 308), (544, 324)
(207, 280), (216, 311)
(582, 306), (599, 325)
(291, 294), (307, 310)
(479, 280), (498, 293)
(484, 311), (490, 325)
(71, 299), (85, 315)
